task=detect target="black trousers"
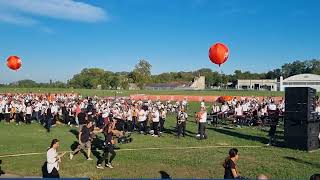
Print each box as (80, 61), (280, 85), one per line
(153, 122), (159, 135)
(139, 121), (147, 133)
(127, 121), (133, 132)
(16, 112), (24, 123)
(4, 113), (10, 123)
(177, 121), (186, 137)
(199, 122), (207, 139)
(47, 167), (60, 178)
(97, 144), (116, 165)
(26, 114), (32, 124)
(160, 118), (166, 132)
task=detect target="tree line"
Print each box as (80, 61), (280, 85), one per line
(2, 59), (319, 89)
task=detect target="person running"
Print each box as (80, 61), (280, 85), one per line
(70, 121), (93, 160)
(46, 139), (66, 178)
(96, 120), (117, 169)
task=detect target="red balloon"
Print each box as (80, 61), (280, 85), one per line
(209, 43), (229, 66)
(7, 56), (22, 71)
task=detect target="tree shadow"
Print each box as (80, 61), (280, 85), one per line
(284, 156), (320, 168)
(209, 127), (270, 144)
(70, 141), (79, 151)
(165, 127), (195, 138)
(159, 171), (171, 179)
(69, 129), (79, 139)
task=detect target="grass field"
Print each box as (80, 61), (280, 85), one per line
(1, 102), (319, 180)
(0, 87), (286, 97)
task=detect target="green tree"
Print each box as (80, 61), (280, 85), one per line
(132, 59), (152, 89)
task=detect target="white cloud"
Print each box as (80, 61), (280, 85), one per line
(0, 0), (108, 23)
(0, 11), (38, 26)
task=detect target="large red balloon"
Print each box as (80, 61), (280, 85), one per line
(209, 43), (229, 66)
(7, 56), (22, 71)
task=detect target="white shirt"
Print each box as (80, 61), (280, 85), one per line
(268, 103), (277, 111)
(235, 106), (243, 116)
(51, 105), (59, 114)
(152, 110), (160, 122)
(127, 109), (133, 121)
(34, 102), (41, 112)
(199, 111), (207, 123)
(26, 106), (33, 115)
(212, 106), (220, 113)
(138, 109), (147, 122)
(221, 105), (229, 113)
(47, 148), (59, 173)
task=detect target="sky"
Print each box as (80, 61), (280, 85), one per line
(0, 0), (320, 83)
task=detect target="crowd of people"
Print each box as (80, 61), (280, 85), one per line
(1, 93), (320, 179)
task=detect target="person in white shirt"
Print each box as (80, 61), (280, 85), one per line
(220, 102), (230, 119)
(211, 103), (221, 127)
(138, 107), (147, 134)
(33, 101), (41, 123)
(197, 107), (208, 140)
(46, 139), (65, 178)
(151, 108), (160, 137)
(26, 103), (33, 124)
(234, 103), (244, 126)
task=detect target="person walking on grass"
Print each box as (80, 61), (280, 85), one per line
(70, 121), (93, 161)
(46, 139), (66, 178)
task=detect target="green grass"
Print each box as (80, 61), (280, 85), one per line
(0, 102), (319, 180)
(0, 87), (285, 97)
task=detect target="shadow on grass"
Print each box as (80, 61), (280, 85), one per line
(159, 171), (171, 179)
(69, 129), (79, 138)
(284, 156), (320, 168)
(209, 127), (269, 144)
(164, 126), (196, 138)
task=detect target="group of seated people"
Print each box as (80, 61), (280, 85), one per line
(207, 97), (320, 127)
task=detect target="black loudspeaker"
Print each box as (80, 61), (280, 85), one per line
(285, 87), (317, 122)
(285, 87), (319, 151)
